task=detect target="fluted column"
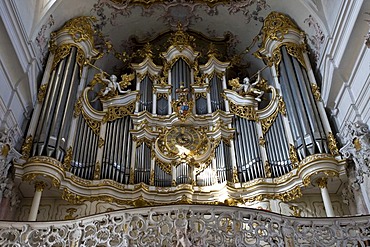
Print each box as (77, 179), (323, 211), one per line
(28, 181), (47, 221)
(317, 177), (335, 217)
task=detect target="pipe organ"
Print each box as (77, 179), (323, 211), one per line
(19, 12), (345, 207)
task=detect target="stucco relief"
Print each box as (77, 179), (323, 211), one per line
(91, 0), (270, 31)
(35, 15), (55, 66)
(304, 14), (325, 63)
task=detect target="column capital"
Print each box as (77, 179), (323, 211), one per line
(34, 181), (47, 192)
(316, 177), (328, 189)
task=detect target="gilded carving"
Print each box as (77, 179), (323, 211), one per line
(73, 96), (83, 118)
(289, 205), (302, 217)
(35, 181), (47, 192)
(37, 84), (48, 103)
(98, 137), (105, 148)
(27, 156), (65, 172)
(259, 12), (302, 51)
(271, 43), (307, 75)
(58, 16), (96, 44)
(229, 101), (257, 120)
(278, 96), (287, 116)
(264, 161), (272, 178)
(21, 135), (33, 160)
(289, 144), (299, 168)
(93, 161), (101, 180)
(81, 110), (101, 135)
(260, 108), (278, 134)
(311, 83), (321, 101)
(102, 101), (136, 122)
(149, 169), (155, 186)
(64, 208), (77, 220)
(259, 136), (266, 146)
(232, 168), (239, 183)
(63, 147), (73, 171)
(52, 44), (85, 73)
(327, 132), (339, 156)
(129, 168), (135, 184)
(168, 23), (195, 51)
(316, 177), (327, 189)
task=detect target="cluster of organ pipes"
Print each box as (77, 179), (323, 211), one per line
(28, 17), (334, 189)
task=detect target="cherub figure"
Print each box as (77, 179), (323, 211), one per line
(100, 69), (131, 96)
(229, 70), (264, 101)
(240, 70), (264, 101)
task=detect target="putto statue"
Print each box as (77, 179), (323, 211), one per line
(100, 69), (131, 96)
(229, 70), (264, 101)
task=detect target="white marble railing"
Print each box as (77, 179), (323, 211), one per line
(0, 205), (370, 246)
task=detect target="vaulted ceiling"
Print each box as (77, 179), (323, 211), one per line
(29, 0), (332, 74)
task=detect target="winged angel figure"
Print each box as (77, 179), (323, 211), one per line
(229, 71), (264, 101)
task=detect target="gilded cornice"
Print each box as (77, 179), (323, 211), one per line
(55, 16), (96, 45)
(259, 12), (302, 52)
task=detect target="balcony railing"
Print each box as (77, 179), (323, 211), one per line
(0, 205), (370, 246)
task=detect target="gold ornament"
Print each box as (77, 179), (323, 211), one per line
(21, 135), (33, 160)
(311, 83), (321, 101)
(289, 144), (299, 168)
(264, 161), (272, 178)
(229, 101), (257, 120)
(63, 147), (73, 171)
(37, 84), (48, 102)
(35, 181), (47, 192)
(93, 161), (101, 180)
(327, 132), (339, 156)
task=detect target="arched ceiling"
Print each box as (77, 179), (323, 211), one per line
(32, 0), (329, 75)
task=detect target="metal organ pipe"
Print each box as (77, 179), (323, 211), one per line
(279, 59), (307, 159)
(35, 58), (65, 156)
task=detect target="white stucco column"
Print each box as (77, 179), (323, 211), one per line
(28, 181), (46, 221)
(317, 177), (335, 217)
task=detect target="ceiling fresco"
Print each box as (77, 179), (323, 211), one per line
(34, 0), (326, 74)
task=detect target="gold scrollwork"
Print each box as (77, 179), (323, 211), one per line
(271, 43), (307, 76)
(327, 132), (339, 156)
(157, 93), (168, 100)
(26, 156), (65, 172)
(63, 147), (73, 171)
(195, 92), (207, 99)
(168, 23), (195, 51)
(232, 168), (239, 183)
(98, 137), (105, 148)
(289, 144), (299, 168)
(81, 110), (101, 135)
(93, 161), (101, 180)
(316, 177), (327, 189)
(311, 83), (321, 101)
(21, 135), (33, 160)
(278, 96), (287, 116)
(58, 16), (96, 44)
(264, 161), (272, 178)
(259, 12), (302, 50)
(51, 44), (85, 74)
(156, 160), (172, 175)
(64, 208), (78, 220)
(149, 169), (155, 186)
(74, 96), (82, 117)
(129, 168), (135, 184)
(260, 108), (278, 134)
(103, 101), (136, 122)
(289, 205), (302, 217)
(35, 181), (47, 192)
(229, 101), (257, 121)
(37, 84), (48, 103)
(259, 136), (266, 146)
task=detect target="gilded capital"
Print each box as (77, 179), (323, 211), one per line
(35, 181), (47, 192)
(316, 177), (328, 189)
